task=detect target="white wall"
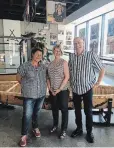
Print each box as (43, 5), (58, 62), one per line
(0, 19), (60, 73)
(65, 0), (114, 24)
(21, 21), (58, 49)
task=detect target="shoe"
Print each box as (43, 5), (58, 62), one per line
(32, 128), (41, 137)
(50, 126), (58, 133)
(19, 135), (27, 147)
(71, 128), (83, 138)
(59, 131), (66, 139)
(86, 133), (94, 143)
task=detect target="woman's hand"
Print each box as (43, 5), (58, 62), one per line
(49, 88), (55, 96)
(53, 89), (61, 96)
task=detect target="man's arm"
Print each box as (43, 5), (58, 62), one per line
(92, 52), (105, 86)
(95, 68), (105, 87)
(97, 68), (105, 83)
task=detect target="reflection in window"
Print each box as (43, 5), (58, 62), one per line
(107, 18), (114, 54)
(0, 37), (22, 73)
(79, 28), (86, 39)
(104, 11), (114, 57)
(88, 17), (102, 55)
(77, 23), (86, 39)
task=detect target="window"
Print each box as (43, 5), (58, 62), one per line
(103, 11), (114, 58)
(88, 17), (102, 55)
(0, 37), (28, 74)
(77, 23), (86, 39)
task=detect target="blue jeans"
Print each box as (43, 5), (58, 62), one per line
(21, 97), (45, 135)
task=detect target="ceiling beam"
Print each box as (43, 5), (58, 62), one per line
(22, 0), (26, 6)
(7, 12), (22, 15)
(4, 9), (24, 13)
(4, 3), (25, 7)
(53, 0), (80, 4)
(67, 2), (79, 11)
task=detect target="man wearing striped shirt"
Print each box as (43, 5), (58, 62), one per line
(69, 37), (105, 143)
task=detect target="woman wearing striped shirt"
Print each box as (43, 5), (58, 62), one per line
(47, 45), (69, 139)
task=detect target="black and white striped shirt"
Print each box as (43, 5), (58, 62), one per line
(69, 51), (103, 95)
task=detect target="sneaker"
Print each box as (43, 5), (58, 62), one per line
(59, 131), (66, 139)
(32, 128), (41, 137)
(86, 133), (94, 143)
(71, 128), (83, 138)
(50, 126), (58, 133)
(19, 135), (27, 147)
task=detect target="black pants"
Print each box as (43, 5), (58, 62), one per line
(73, 89), (93, 134)
(50, 90), (69, 131)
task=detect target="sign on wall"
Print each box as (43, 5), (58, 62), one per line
(47, 0), (66, 24)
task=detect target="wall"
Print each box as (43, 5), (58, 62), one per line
(0, 19), (61, 73)
(64, 0), (114, 77)
(21, 21), (58, 50)
(65, 0), (114, 24)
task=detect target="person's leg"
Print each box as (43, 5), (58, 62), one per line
(71, 93), (83, 138)
(50, 91), (59, 132)
(58, 90), (69, 131)
(58, 90), (69, 139)
(83, 89), (94, 143)
(83, 89), (93, 134)
(32, 96), (45, 129)
(21, 98), (34, 135)
(32, 96), (45, 137)
(73, 93), (82, 129)
(20, 98), (34, 147)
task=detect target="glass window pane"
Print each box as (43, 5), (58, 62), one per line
(77, 23), (86, 39)
(88, 17), (102, 55)
(103, 11), (114, 57)
(0, 37), (22, 74)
